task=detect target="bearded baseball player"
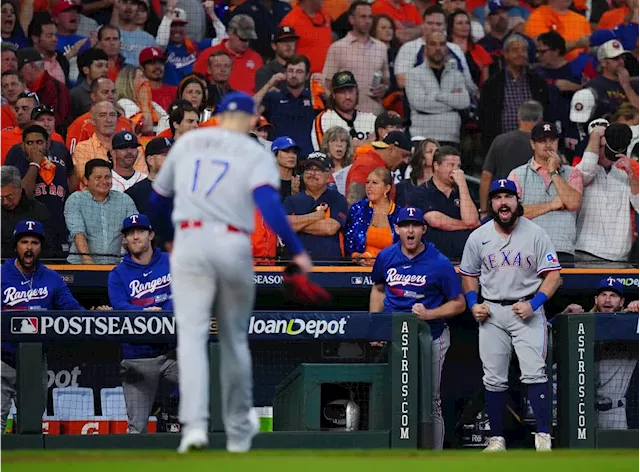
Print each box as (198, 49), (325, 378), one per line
(460, 179), (562, 451)
(0, 220), (103, 431)
(563, 278), (639, 430)
(149, 92), (312, 453)
(107, 214), (176, 434)
(370, 207), (465, 450)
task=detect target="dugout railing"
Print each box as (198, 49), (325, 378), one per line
(555, 312), (639, 449)
(1, 312), (435, 450)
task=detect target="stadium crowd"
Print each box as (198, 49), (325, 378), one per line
(0, 0), (638, 265)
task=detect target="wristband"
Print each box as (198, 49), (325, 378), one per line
(530, 292), (548, 311)
(29, 162), (41, 169)
(465, 291), (478, 309)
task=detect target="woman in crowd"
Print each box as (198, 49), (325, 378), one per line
(372, 15), (400, 96)
(1, 0), (26, 48)
(116, 65), (169, 135)
(177, 75), (210, 120)
(396, 138), (439, 207)
(345, 167), (399, 266)
(447, 9), (492, 86)
(321, 126), (353, 196)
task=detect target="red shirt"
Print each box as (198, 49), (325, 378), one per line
(31, 71), (71, 128)
(371, 0), (422, 27)
(151, 85), (178, 111)
(192, 40), (263, 94)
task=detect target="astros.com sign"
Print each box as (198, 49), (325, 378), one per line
(248, 316), (348, 338)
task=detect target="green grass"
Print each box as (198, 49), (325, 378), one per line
(2, 450), (638, 472)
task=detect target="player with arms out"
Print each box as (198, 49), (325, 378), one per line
(459, 179), (562, 452)
(370, 207), (465, 450)
(1, 220), (110, 431)
(148, 92), (312, 453)
(107, 214), (176, 434)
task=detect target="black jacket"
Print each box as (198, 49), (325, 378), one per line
(479, 67), (549, 155)
(1, 190), (56, 258)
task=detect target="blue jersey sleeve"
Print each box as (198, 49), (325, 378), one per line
(53, 275), (84, 311)
(437, 258), (463, 301)
(371, 251), (386, 285)
(107, 270), (145, 311)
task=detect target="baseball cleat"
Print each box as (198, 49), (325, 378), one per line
(177, 428), (208, 453)
(227, 408), (260, 453)
(534, 432), (552, 451)
(483, 436), (507, 451)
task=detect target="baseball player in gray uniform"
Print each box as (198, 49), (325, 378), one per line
(563, 278), (639, 430)
(460, 179), (562, 451)
(149, 92), (312, 453)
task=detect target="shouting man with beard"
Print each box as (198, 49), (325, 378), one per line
(370, 206), (465, 450)
(0, 219), (110, 431)
(460, 178), (562, 452)
(107, 214), (176, 434)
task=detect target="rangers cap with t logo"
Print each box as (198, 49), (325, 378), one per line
(396, 207), (424, 225)
(489, 179), (518, 197)
(597, 278), (624, 297)
(13, 220), (45, 240)
(121, 214), (153, 234)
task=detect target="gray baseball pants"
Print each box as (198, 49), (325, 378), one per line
(170, 225), (255, 444)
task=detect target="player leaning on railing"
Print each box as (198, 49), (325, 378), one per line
(107, 214), (176, 434)
(562, 278), (639, 431)
(0, 220), (111, 432)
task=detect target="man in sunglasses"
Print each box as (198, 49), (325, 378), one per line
(192, 15), (263, 94)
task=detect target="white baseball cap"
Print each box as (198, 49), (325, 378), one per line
(588, 118), (609, 134)
(597, 39), (629, 61)
(171, 7), (188, 24)
(570, 88), (596, 124)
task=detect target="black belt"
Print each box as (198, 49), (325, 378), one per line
(596, 398), (625, 412)
(482, 295), (534, 306)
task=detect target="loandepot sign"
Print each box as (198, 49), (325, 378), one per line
(248, 316), (348, 338)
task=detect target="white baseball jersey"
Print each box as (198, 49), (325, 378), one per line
(111, 170), (148, 192)
(311, 109), (376, 151)
(152, 127), (280, 232)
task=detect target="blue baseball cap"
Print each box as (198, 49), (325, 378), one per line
(112, 131), (140, 150)
(597, 278), (624, 297)
(13, 220), (45, 241)
(121, 214), (153, 234)
(489, 179), (518, 197)
(218, 91), (255, 115)
(396, 207), (424, 225)
(488, 0), (510, 14)
(271, 136), (299, 153)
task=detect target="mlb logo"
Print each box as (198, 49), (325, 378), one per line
(11, 317), (38, 334)
(351, 277), (363, 285)
(546, 253), (558, 264)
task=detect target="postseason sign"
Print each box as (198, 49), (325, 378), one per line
(2, 311), (392, 342)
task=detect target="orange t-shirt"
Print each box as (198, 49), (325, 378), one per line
(1, 104), (17, 131)
(192, 40), (263, 94)
(1, 128), (65, 165)
(597, 6), (629, 29)
(371, 0), (422, 27)
(251, 209), (277, 265)
(66, 112), (133, 154)
(280, 6), (333, 73)
(200, 117), (219, 128)
(364, 223), (394, 257)
(524, 6), (591, 61)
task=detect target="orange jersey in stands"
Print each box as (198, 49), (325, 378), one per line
(1, 104), (17, 131)
(192, 40), (263, 94)
(597, 6), (630, 29)
(371, 0), (422, 27)
(524, 6), (591, 61)
(67, 112), (133, 154)
(280, 6), (333, 73)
